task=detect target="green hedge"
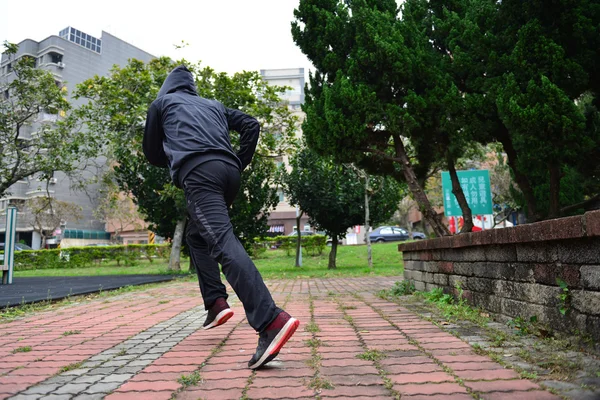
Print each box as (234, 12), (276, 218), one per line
(268, 235), (327, 257)
(0, 244), (171, 271)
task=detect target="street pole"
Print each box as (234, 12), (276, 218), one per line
(2, 206), (18, 285)
(296, 206), (302, 267)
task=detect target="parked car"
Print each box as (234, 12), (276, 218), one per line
(0, 242), (34, 261)
(0, 242), (34, 251)
(369, 226), (426, 243)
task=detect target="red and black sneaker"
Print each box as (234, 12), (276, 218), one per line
(248, 311), (300, 370)
(203, 298), (234, 330)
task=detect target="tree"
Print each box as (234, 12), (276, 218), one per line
(73, 58), (298, 268)
(94, 175), (146, 243)
(0, 42), (93, 197)
(26, 196), (82, 248)
(291, 0), (466, 237)
(285, 147), (402, 269)
(429, 0), (600, 220)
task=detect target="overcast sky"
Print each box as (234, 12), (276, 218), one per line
(0, 0), (314, 75)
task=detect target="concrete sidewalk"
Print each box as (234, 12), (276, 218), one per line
(0, 277), (563, 399)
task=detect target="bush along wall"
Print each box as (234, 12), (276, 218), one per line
(2, 244), (171, 271)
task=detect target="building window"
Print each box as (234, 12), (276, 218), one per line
(3, 89), (8, 100)
(6, 63), (12, 73)
(277, 191), (284, 203)
(49, 52), (63, 64)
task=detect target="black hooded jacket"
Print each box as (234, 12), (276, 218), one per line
(143, 65), (260, 187)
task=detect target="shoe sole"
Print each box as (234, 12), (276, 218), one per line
(249, 318), (300, 370)
(203, 309), (234, 330)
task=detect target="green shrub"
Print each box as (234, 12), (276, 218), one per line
(250, 237), (268, 259)
(269, 235), (327, 257)
(12, 244), (171, 271)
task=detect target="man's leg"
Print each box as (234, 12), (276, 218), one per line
(185, 217), (228, 309)
(183, 161), (281, 332)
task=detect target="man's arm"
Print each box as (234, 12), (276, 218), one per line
(143, 102), (169, 168)
(225, 107), (260, 170)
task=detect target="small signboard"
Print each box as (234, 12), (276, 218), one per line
(441, 170), (493, 217)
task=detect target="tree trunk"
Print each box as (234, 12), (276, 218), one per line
(295, 211), (302, 267)
(394, 136), (450, 237)
(168, 218), (185, 272)
(548, 163), (561, 219)
(496, 129), (539, 221)
(328, 239), (338, 269)
(365, 175), (373, 268)
(447, 153), (474, 233)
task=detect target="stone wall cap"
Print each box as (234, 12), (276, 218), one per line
(398, 210), (599, 252)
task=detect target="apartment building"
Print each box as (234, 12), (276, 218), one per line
(0, 27), (154, 248)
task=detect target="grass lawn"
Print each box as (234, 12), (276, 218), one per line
(254, 241), (403, 279)
(14, 259), (190, 277)
(13, 242), (403, 279)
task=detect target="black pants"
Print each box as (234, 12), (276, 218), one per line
(183, 160), (281, 332)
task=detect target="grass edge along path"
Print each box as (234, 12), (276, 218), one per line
(14, 242), (404, 279)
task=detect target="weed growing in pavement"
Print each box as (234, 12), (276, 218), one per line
(177, 371), (202, 388)
(62, 330), (81, 336)
(305, 353), (322, 369)
(491, 331), (509, 347)
(59, 362), (83, 372)
(308, 376), (334, 390)
(305, 338), (323, 348)
(520, 371), (539, 380)
(507, 316), (538, 336)
(117, 349), (127, 356)
(304, 321), (320, 333)
(357, 349), (387, 362)
(305, 293), (333, 392)
(12, 346), (32, 353)
(158, 300), (170, 304)
(378, 280), (416, 299)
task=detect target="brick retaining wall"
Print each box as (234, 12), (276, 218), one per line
(399, 210), (600, 340)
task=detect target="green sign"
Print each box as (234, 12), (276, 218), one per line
(441, 170), (493, 217)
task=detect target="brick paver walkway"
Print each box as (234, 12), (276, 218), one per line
(0, 277), (561, 399)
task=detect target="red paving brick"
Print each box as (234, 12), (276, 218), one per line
(455, 368), (520, 380)
(402, 395), (474, 400)
(116, 380), (181, 392)
(0, 278), (563, 400)
(391, 372), (455, 385)
(466, 379), (540, 393)
(481, 391), (563, 400)
(394, 382), (469, 395)
(107, 391), (173, 400)
(246, 386), (315, 399)
(177, 388), (243, 400)
(319, 385), (390, 398)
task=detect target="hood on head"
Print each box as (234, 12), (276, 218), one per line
(157, 65), (197, 98)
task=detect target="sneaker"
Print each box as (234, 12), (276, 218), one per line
(203, 298), (234, 330)
(248, 311), (300, 370)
